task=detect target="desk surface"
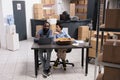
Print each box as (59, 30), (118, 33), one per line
(31, 43), (92, 49)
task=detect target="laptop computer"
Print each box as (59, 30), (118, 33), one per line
(38, 37), (53, 45)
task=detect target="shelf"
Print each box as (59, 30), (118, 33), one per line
(100, 28), (120, 32)
(99, 62), (120, 69)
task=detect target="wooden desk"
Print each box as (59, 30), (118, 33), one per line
(31, 43), (91, 77)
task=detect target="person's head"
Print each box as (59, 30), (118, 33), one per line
(43, 21), (50, 33)
(56, 22), (63, 32)
(62, 11), (68, 15)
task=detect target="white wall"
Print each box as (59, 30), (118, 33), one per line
(25, 0), (40, 38)
(0, 0), (4, 48)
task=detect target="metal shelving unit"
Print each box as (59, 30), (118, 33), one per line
(95, 0), (120, 80)
(99, 62), (120, 69)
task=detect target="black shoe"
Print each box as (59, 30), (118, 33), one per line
(62, 60), (66, 70)
(53, 58), (59, 68)
(42, 70), (48, 78)
(46, 68), (51, 76)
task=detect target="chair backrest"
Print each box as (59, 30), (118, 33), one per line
(55, 48), (72, 53)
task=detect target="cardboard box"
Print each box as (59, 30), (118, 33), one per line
(44, 0), (50, 5)
(91, 38), (101, 50)
(93, 31), (108, 41)
(105, 9), (120, 29)
(89, 38), (101, 58)
(84, 0), (88, 4)
(89, 48), (100, 58)
(104, 67), (120, 80)
(78, 8), (84, 13)
(51, 9), (55, 14)
(79, 0), (85, 5)
(44, 9), (51, 15)
(52, 14), (59, 19)
(70, 3), (75, 16)
(33, 4), (43, 9)
(50, 0), (55, 4)
(103, 40), (120, 64)
(78, 15), (87, 19)
(34, 13), (43, 19)
(96, 73), (103, 80)
(78, 26), (89, 40)
(84, 8), (87, 13)
(98, 53), (103, 63)
(36, 25), (43, 35)
(41, 0), (44, 4)
(34, 8), (43, 14)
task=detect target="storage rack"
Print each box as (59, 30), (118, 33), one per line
(95, 0), (120, 80)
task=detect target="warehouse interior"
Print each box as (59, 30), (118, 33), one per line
(0, 0), (120, 80)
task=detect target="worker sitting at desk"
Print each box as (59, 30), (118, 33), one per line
(53, 22), (71, 70)
(36, 21), (52, 78)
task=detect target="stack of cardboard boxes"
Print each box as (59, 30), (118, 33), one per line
(43, 9), (55, 19)
(70, 0), (88, 19)
(33, 4), (43, 19)
(42, 0), (55, 5)
(70, 3), (75, 17)
(97, 40), (120, 80)
(97, 9), (120, 80)
(89, 38), (101, 58)
(89, 31), (108, 58)
(105, 9), (120, 29)
(33, 0), (57, 20)
(76, 0), (87, 19)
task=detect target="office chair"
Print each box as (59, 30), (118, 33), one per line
(53, 48), (74, 70)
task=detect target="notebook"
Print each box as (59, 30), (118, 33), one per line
(38, 37), (53, 45)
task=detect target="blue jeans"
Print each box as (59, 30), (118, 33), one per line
(38, 49), (52, 70)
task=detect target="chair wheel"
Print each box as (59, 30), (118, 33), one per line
(72, 64), (74, 67)
(63, 67), (66, 71)
(66, 60), (69, 63)
(53, 66), (57, 69)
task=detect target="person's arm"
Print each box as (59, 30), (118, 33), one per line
(63, 30), (71, 38)
(48, 30), (53, 38)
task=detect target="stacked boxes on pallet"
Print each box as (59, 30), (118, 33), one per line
(99, 40), (120, 80)
(33, 4), (43, 19)
(70, 0), (88, 19)
(70, 3), (75, 17)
